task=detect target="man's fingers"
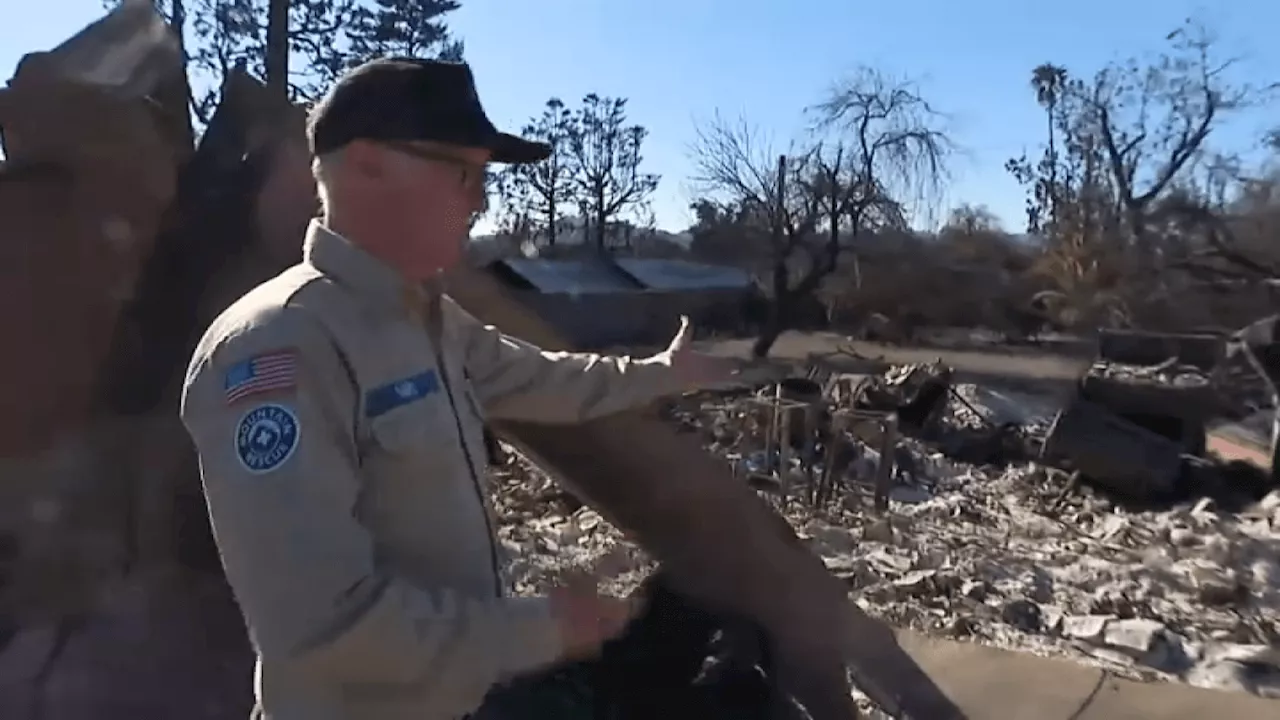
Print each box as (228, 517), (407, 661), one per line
(669, 315), (693, 351)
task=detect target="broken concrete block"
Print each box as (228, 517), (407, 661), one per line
(1104, 618), (1167, 655)
(1187, 660), (1257, 694)
(892, 569), (939, 597)
(1062, 614), (1112, 642)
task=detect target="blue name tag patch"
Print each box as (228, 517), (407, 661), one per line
(365, 370), (440, 418)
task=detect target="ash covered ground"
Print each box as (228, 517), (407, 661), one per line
(491, 377), (1280, 705)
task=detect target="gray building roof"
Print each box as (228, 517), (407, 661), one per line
(614, 259), (752, 291)
(493, 258), (641, 293)
(489, 257), (752, 294)
(485, 257), (753, 348)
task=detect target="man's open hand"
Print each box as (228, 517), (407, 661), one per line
(662, 316), (740, 389)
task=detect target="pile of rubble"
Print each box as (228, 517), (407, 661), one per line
(488, 347), (1280, 703)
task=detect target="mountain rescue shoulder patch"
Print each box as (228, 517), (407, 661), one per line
(235, 403), (300, 474)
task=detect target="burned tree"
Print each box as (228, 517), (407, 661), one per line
(690, 69), (950, 357)
(494, 98), (576, 250)
(345, 0), (465, 63)
(137, 0), (464, 117)
(1030, 63), (1068, 231)
(1008, 20), (1276, 328)
(565, 94), (660, 252)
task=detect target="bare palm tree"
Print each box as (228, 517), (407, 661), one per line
(1031, 63), (1068, 229)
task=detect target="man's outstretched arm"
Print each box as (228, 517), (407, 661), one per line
(450, 300), (730, 423)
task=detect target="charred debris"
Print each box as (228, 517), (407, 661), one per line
(659, 328), (1278, 515)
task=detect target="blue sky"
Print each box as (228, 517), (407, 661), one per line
(4, 0), (1277, 233)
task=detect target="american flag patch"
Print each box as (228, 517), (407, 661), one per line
(224, 350), (297, 404)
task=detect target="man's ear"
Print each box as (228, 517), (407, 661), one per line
(344, 139), (389, 180)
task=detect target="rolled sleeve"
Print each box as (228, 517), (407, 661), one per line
(179, 308), (562, 700)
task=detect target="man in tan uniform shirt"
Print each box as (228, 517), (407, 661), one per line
(180, 58), (731, 720)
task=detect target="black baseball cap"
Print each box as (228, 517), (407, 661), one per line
(306, 57), (551, 164)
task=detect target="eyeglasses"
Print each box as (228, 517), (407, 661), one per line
(382, 141), (487, 190)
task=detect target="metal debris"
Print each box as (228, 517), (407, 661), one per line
(1039, 328), (1280, 503)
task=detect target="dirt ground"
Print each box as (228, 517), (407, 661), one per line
(699, 330), (1092, 393)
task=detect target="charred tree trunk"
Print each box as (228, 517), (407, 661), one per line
(594, 188), (607, 253)
(264, 0), (290, 101)
(752, 295), (788, 358)
(751, 156), (792, 358)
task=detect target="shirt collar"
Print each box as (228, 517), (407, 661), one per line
(303, 220), (438, 317)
